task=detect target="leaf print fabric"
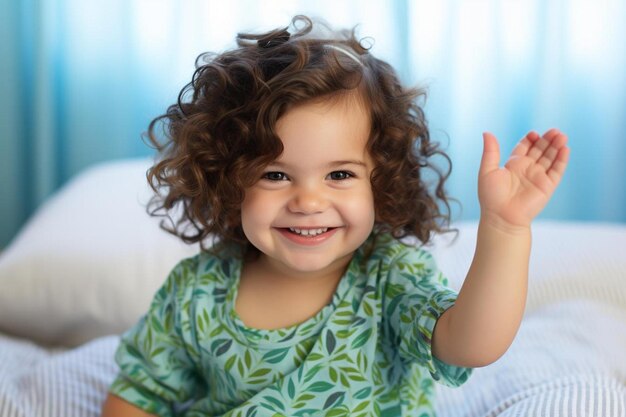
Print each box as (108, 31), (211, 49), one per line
(110, 232), (472, 417)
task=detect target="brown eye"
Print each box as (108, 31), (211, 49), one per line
(328, 171), (353, 180)
(263, 172), (288, 181)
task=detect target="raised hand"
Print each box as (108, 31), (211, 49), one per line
(478, 128), (570, 230)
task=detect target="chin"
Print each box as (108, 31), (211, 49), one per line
(285, 250), (354, 274)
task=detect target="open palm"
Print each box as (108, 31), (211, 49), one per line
(478, 129), (570, 229)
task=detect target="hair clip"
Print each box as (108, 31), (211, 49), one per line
(258, 29), (291, 48)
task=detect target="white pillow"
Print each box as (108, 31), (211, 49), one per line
(0, 159), (199, 347)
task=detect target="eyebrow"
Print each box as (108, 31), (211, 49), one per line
(268, 160), (367, 169)
(328, 160), (367, 168)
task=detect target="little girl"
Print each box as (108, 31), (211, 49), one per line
(102, 16), (569, 417)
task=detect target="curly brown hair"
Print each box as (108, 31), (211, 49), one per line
(146, 15), (454, 252)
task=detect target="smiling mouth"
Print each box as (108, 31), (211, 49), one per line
(281, 227), (337, 237)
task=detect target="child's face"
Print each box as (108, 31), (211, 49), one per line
(241, 95), (375, 278)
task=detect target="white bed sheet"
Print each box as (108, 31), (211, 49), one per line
(0, 221), (624, 417)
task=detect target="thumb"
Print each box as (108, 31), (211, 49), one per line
(480, 132), (501, 175)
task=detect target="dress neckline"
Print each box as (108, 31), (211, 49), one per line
(217, 235), (373, 349)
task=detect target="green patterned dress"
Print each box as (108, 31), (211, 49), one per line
(110, 232), (472, 417)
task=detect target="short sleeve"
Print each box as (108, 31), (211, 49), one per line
(382, 246), (472, 387)
(109, 258), (204, 416)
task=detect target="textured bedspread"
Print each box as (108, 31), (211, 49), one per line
(0, 333), (117, 417)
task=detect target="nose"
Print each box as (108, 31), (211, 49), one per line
(287, 184), (329, 214)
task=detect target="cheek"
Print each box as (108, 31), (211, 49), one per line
(240, 191), (258, 232)
(341, 187), (376, 226)
(241, 190), (278, 228)
(363, 198), (377, 228)
(365, 187), (377, 226)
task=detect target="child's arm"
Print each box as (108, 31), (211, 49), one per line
(101, 393), (157, 417)
(432, 129), (570, 367)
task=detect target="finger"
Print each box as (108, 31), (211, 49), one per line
(537, 146), (558, 171)
(537, 132), (568, 171)
(542, 128), (561, 140)
(547, 145), (570, 184)
(511, 131), (540, 157)
(480, 132), (501, 175)
(527, 128), (560, 161)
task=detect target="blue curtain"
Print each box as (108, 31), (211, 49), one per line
(1, 0), (625, 247)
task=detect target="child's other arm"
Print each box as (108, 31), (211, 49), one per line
(432, 129), (570, 368)
(101, 393), (157, 417)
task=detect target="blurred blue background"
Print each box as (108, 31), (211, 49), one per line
(1, 0), (625, 248)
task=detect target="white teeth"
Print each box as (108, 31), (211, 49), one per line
(288, 227), (329, 236)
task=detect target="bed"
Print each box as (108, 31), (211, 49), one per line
(0, 159), (624, 417)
